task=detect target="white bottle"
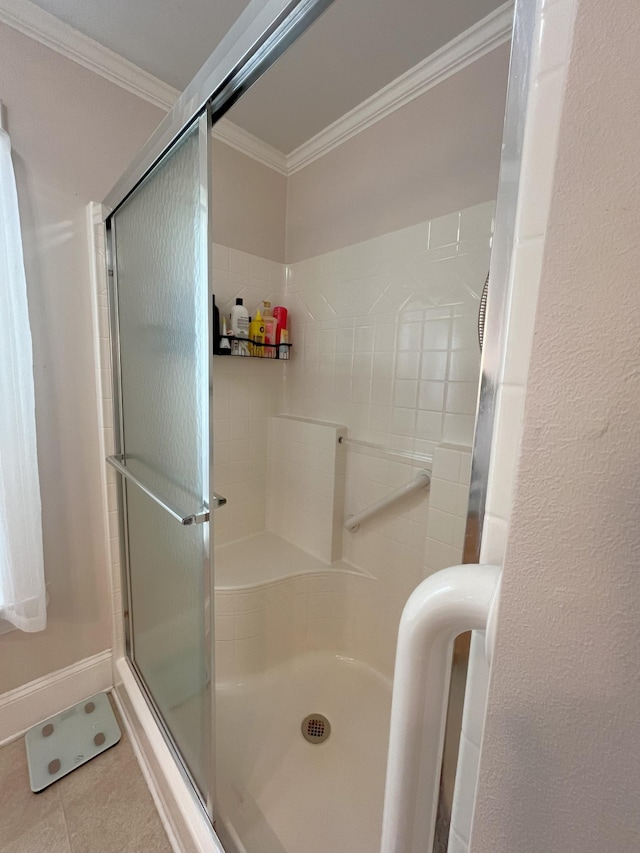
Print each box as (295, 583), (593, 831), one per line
(230, 298), (250, 356)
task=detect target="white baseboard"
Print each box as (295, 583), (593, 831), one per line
(0, 649), (113, 746)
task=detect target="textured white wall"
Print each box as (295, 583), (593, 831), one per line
(0, 22), (163, 693)
(470, 0), (640, 850)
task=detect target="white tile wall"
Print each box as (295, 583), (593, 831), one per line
(424, 444), (473, 574)
(213, 357), (285, 545)
(215, 570), (357, 680)
(214, 563), (405, 683)
(285, 203), (492, 624)
(266, 416), (347, 562)
(342, 451), (431, 603)
(286, 202), (493, 451)
(212, 246), (287, 546)
(213, 243), (286, 322)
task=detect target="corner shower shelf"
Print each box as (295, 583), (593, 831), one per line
(216, 337), (292, 360)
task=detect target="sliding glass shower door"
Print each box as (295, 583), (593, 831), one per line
(107, 114), (213, 804)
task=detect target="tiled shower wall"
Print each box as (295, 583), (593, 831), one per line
(267, 416), (347, 563)
(285, 201), (493, 585)
(285, 202), (494, 448)
(211, 244), (286, 545)
(210, 216), (488, 563)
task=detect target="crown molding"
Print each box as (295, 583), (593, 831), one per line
(214, 1), (514, 176)
(287, 1), (514, 174)
(0, 0), (179, 110)
(0, 0), (513, 175)
(212, 118), (288, 175)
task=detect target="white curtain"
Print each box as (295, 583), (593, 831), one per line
(0, 125), (46, 632)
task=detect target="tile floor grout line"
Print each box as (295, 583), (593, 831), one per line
(56, 771), (73, 853)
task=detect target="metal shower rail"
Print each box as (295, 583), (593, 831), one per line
(344, 469), (431, 533)
(106, 455), (225, 525)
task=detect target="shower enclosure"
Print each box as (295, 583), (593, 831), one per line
(102, 0), (523, 850)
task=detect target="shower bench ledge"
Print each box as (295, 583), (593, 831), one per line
(214, 531), (370, 590)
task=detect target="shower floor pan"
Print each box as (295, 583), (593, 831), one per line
(215, 651), (392, 853)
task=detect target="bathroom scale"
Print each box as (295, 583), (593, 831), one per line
(24, 691), (121, 792)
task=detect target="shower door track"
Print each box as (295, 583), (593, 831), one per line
(126, 655), (212, 819)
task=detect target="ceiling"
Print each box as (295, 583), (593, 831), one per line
(226, 0), (507, 153)
(27, 0), (254, 91)
(27, 0), (508, 153)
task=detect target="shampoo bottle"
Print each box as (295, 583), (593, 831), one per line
(230, 297), (250, 356)
(273, 306), (288, 344)
(249, 309), (265, 357)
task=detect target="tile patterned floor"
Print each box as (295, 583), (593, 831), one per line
(0, 700), (173, 853)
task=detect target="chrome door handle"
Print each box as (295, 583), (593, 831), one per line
(106, 455), (212, 525)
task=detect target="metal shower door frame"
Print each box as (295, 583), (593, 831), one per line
(105, 109), (214, 815)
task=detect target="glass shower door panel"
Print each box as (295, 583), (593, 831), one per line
(126, 488), (208, 790)
(112, 121), (210, 796)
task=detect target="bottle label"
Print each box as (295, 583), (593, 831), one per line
(235, 316), (249, 337)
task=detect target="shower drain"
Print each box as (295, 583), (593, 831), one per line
(301, 713), (331, 744)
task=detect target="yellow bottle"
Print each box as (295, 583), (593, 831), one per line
(249, 309), (265, 357)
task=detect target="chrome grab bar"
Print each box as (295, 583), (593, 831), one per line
(344, 469), (430, 533)
(106, 455), (226, 525)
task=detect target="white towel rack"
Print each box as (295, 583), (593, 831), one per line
(344, 469), (430, 533)
(380, 563), (501, 853)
